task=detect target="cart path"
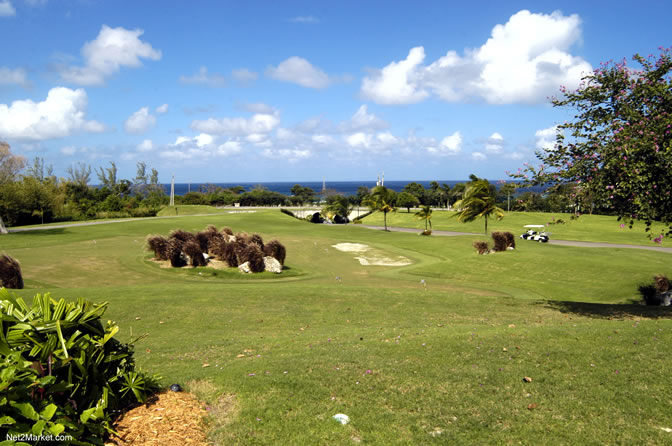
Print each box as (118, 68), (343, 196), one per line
(357, 225), (672, 253)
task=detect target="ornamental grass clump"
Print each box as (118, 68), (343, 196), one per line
(473, 241), (490, 255)
(0, 253), (23, 289)
(166, 238), (187, 267)
(0, 289), (159, 443)
(169, 229), (195, 243)
(504, 231), (516, 249)
(250, 233), (265, 250)
(183, 240), (207, 267)
(238, 245), (265, 273)
(491, 232), (509, 252)
(146, 235), (169, 260)
(263, 240), (287, 266)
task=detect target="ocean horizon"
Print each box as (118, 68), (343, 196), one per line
(161, 180), (486, 196)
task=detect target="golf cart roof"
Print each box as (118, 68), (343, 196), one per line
(523, 225), (546, 228)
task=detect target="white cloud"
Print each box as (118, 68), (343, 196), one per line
(217, 140), (242, 156)
(427, 131), (462, 156)
(0, 87), (106, 140)
(155, 104), (169, 114)
(289, 16), (320, 24)
(535, 125), (558, 150)
(124, 107), (156, 134)
(504, 151), (525, 160)
(60, 25), (161, 86)
(179, 66), (227, 87)
(312, 134), (334, 145)
(137, 139), (154, 152)
(266, 56), (332, 89)
(472, 151), (487, 161)
(361, 10), (591, 105)
(161, 134), (242, 161)
(0, 0), (15, 17)
(191, 113), (280, 136)
(261, 148), (311, 162)
(0, 67), (28, 87)
(239, 102), (276, 114)
(485, 132), (504, 153)
(60, 145), (77, 156)
(346, 132), (373, 149)
(361, 47), (428, 105)
(344, 105), (388, 132)
(231, 68), (258, 85)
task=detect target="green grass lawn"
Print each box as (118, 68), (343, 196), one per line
(361, 209), (672, 246)
(2, 210), (672, 444)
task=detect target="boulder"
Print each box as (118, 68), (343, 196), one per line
(238, 262), (252, 274)
(662, 291), (672, 306)
(264, 256), (282, 273)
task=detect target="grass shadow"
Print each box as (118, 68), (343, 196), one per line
(539, 299), (672, 320)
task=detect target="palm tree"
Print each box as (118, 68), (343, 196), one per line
(414, 205), (433, 231)
(364, 186), (397, 231)
(453, 179), (504, 234)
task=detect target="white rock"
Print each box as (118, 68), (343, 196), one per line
(332, 413), (350, 425)
(264, 256), (282, 273)
(238, 262), (252, 274)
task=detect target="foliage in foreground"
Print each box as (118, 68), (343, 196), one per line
(0, 290), (159, 444)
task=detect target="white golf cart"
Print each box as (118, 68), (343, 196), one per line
(520, 224), (550, 243)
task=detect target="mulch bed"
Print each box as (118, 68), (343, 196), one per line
(105, 391), (209, 445)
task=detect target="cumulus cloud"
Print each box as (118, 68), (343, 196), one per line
(0, 0), (15, 17)
(261, 148), (311, 162)
(191, 112), (280, 136)
(266, 56), (332, 89)
(0, 87), (106, 140)
(0, 67), (28, 87)
(427, 131), (462, 156)
(161, 133), (242, 161)
(485, 132), (504, 153)
(124, 107), (156, 134)
(472, 151), (487, 161)
(343, 105), (388, 132)
(361, 10), (591, 105)
(60, 25), (161, 86)
(361, 46), (429, 105)
(535, 125), (558, 150)
(239, 102), (277, 114)
(179, 66), (227, 87)
(155, 104), (169, 114)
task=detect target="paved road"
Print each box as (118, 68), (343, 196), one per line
(357, 225), (672, 253)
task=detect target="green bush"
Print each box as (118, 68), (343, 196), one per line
(0, 289), (159, 444)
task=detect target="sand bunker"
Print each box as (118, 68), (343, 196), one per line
(331, 243), (412, 266)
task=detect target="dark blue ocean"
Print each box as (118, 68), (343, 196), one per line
(161, 180), (542, 196)
(163, 180), (468, 196)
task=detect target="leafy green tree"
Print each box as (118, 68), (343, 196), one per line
(364, 186), (397, 231)
(0, 142), (25, 185)
(96, 161), (117, 189)
(403, 182), (427, 204)
(454, 178), (504, 234)
(290, 184), (316, 205)
(511, 48), (672, 237)
(323, 194), (352, 222)
(67, 162), (92, 187)
(415, 205), (433, 231)
(396, 191), (420, 212)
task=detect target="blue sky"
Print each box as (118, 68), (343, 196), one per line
(0, 0), (669, 183)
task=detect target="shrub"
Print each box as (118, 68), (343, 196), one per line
(206, 231), (225, 254)
(491, 232), (508, 252)
(249, 233), (264, 250)
(309, 212), (324, 224)
(166, 238), (187, 267)
(0, 289), (159, 442)
(183, 240), (207, 267)
(238, 245), (265, 273)
(504, 231), (516, 249)
(195, 231), (211, 253)
(473, 241), (490, 255)
(146, 235), (169, 260)
(0, 253), (23, 289)
(263, 240), (287, 265)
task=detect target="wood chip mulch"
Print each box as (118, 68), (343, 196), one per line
(105, 391), (209, 445)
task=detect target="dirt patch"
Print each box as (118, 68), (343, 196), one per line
(153, 258), (230, 270)
(105, 391), (208, 445)
(332, 243), (412, 266)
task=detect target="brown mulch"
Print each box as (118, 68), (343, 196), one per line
(105, 391), (209, 445)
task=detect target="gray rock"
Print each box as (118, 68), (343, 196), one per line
(662, 291), (672, 306)
(238, 262), (252, 274)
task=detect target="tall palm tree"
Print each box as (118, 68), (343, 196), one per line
(414, 205), (433, 231)
(364, 186), (397, 231)
(453, 180), (504, 234)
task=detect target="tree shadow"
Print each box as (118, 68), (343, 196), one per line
(539, 299), (672, 320)
(9, 228), (69, 236)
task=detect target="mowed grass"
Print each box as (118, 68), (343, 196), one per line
(2, 210), (672, 444)
(362, 209), (672, 246)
